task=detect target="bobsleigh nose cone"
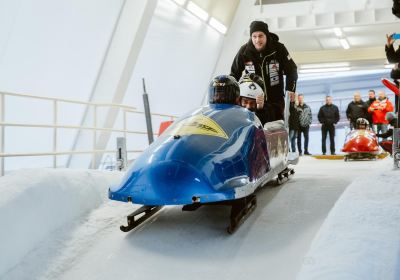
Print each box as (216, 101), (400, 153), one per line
(111, 160), (223, 205)
(144, 161), (214, 204)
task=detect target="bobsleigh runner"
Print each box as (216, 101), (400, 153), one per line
(341, 118), (381, 161)
(109, 76), (298, 234)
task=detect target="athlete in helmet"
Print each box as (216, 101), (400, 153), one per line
(239, 75), (264, 110)
(208, 75), (240, 105)
(239, 74), (273, 125)
(356, 118), (370, 130)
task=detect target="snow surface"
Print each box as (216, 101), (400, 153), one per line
(0, 158), (398, 280)
(0, 169), (123, 278)
(297, 161), (400, 280)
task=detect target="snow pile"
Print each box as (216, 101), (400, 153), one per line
(297, 165), (400, 280)
(0, 169), (123, 276)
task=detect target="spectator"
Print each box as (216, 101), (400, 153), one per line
(385, 33), (400, 118)
(390, 65), (400, 113)
(365, 90), (376, 124)
(230, 21), (298, 120)
(288, 93), (299, 153)
(385, 33), (400, 63)
(368, 91), (394, 139)
(346, 92), (368, 130)
(296, 94), (312, 155)
(318, 96), (340, 155)
(376, 112), (398, 153)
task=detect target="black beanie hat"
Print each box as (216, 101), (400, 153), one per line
(250, 21), (269, 36)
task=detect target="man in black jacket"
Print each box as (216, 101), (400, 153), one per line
(318, 96), (340, 155)
(231, 21), (298, 120)
(346, 92), (368, 129)
(386, 33), (400, 63)
(365, 90), (376, 124)
(385, 34), (400, 116)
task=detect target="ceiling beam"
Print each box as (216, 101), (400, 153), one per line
(251, 0), (396, 32)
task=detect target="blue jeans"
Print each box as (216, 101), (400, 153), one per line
(289, 129), (297, 152)
(298, 126), (310, 153)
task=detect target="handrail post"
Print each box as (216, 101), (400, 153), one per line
(53, 100), (58, 168)
(0, 93), (4, 176)
(92, 105), (97, 169)
(123, 109), (127, 140)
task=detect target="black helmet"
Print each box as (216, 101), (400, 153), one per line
(208, 75), (240, 105)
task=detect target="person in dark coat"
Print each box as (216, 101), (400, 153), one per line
(346, 92), (368, 130)
(390, 66), (400, 113)
(318, 96), (340, 155)
(376, 112), (398, 154)
(231, 21), (298, 121)
(385, 34), (400, 117)
(365, 90), (376, 125)
(386, 33), (400, 63)
(288, 93), (300, 152)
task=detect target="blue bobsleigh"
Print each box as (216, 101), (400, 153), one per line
(109, 103), (297, 233)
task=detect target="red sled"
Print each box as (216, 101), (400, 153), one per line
(342, 129), (380, 161)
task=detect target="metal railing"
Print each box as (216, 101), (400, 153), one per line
(0, 91), (178, 176)
(304, 93), (396, 130)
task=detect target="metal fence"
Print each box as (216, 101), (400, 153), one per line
(305, 93), (395, 129)
(0, 91), (177, 176)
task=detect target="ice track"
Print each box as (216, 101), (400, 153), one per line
(0, 157), (387, 280)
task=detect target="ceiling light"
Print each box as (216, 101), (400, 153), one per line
(299, 67), (351, 74)
(209, 17), (227, 34)
(339, 38), (350, 49)
(384, 64), (396, 69)
(187, 1), (209, 21)
(300, 62), (350, 69)
(333, 27), (343, 37)
(171, 0), (186, 5)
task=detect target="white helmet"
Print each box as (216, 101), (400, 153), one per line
(239, 80), (264, 100)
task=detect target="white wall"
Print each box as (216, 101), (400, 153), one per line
(0, 0), (226, 171)
(0, 0), (124, 99)
(0, 0), (124, 171)
(106, 0), (225, 160)
(123, 0), (225, 115)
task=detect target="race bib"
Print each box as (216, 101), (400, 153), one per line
(269, 60), (280, 86)
(245, 62), (256, 74)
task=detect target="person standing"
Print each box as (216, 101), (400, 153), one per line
(288, 93), (299, 152)
(386, 33), (400, 63)
(231, 21), (298, 120)
(368, 91), (394, 138)
(365, 90), (376, 125)
(346, 92), (368, 130)
(296, 94), (312, 155)
(318, 96), (340, 155)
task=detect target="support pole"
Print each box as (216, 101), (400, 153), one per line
(142, 78), (154, 144)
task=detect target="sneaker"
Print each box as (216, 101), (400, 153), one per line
(299, 152), (303, 156)
(304, 151), (312, 155)
(331, 152), (336, 155)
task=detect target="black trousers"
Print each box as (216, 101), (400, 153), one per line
(297, 126), (310, 153)
(321, 124), (335, 154)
